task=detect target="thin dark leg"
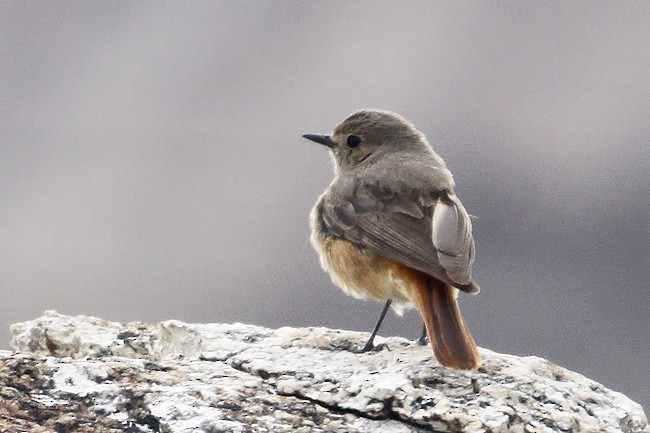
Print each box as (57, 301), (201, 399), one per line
(361, 299), (392, 352)
(416, 322), (428, 346)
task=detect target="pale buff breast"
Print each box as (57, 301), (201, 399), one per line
(310, 230), (416, 312)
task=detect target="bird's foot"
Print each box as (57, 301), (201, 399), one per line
(415, 324), (428, 346)
(349, 338), (389, 353)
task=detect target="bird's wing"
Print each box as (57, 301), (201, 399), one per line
(320, 175), (478, 294)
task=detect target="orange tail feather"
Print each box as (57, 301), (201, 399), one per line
(413, 277), (480, 370)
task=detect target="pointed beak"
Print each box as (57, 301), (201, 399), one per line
(302, 134), (335, 148)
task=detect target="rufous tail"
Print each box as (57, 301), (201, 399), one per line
(413, 278), (481, 370)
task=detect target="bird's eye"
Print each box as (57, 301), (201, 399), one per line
(347, 135), (361, 148)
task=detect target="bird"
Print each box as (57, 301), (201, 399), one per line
(304, 109), (481, 370)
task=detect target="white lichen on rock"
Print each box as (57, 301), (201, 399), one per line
(0, 310), (647, 433)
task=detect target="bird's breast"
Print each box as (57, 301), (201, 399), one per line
(310, 210), (418, 310)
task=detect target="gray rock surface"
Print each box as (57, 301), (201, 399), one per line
(1, 311), (647, 433)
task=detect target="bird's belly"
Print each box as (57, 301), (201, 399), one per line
(314, 236), (416, 309)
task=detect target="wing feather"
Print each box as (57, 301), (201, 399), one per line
(320, 166), (479, 294)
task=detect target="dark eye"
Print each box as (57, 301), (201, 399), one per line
(347, 135), (361, 148)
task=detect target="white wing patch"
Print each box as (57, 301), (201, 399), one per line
(431, 194), (475, 285)
(432, 201), (462, 254)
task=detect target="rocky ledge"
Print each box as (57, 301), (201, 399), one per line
(0, 311), (647, 433)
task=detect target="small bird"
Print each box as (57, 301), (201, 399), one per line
(304, 109), (481, 370)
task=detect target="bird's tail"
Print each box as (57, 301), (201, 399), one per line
(413, 278), (481, 370)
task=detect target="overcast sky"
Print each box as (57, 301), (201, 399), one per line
(1, 2), (648, 411)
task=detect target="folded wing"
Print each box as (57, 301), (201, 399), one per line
(321, 187), (478, 294)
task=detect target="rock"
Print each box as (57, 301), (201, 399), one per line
(0, 311), (646, 433)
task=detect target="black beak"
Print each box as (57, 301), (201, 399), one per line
(303, 134), (335, 148)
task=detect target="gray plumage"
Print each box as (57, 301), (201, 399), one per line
(313, 109), (479, 294)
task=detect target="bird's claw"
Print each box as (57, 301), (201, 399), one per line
(350, 341), (389, 353)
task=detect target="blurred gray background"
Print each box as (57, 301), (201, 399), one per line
(1, 2), (648, 410)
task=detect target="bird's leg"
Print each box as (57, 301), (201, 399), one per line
(354, 299), (392, 353)
(416, 322), (428, 346)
